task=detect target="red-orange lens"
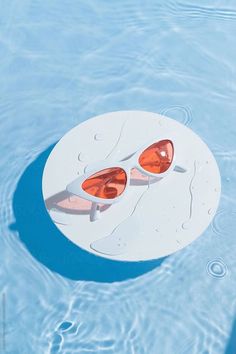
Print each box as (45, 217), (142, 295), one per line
(138, 140), (174, 174)
(82, 167), (127, 199)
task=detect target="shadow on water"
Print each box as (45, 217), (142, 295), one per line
(10, 144), (165, 283)
(224, 317), (236, 354)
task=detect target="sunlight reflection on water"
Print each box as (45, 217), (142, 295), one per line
(1, 1), (236, 353)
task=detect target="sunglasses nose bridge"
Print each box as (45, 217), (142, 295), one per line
(120, 159), (133, 177)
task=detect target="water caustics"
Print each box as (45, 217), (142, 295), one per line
(1, 0), (236, 353)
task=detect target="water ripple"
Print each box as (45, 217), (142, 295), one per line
(212, 210), (236, 236)
(206, 259), (228, 278)
(1, 0), (236, 352)
(160, 105), (193, 126)
(175, 3), (236, 22)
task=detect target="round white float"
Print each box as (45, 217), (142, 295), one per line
(42, 111), (221, 262)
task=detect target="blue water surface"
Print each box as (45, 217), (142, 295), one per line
(1, 1), (236, 353)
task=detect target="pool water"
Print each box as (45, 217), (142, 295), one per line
(1, 1), (236, 353)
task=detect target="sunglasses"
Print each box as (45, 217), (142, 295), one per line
(66, 138), (186, 221)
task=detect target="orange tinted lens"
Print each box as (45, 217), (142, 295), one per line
(138, 140), (174, 174)
(82, 167), (127, 199)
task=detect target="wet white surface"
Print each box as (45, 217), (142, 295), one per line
(42, 111), (221, 261)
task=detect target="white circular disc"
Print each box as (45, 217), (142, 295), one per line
(42, 111), (221, 262)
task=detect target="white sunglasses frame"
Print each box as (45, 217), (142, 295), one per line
(66, 136), (187, 222)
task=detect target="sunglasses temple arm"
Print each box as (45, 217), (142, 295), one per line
(90, 202), (100, 222)
(174, 165), (187, 173)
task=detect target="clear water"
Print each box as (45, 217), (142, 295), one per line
(1, 1), (236, 353)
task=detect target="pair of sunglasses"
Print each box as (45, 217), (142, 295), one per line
(67, 138), (186, 221)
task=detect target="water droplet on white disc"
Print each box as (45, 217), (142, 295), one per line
(94, 133), (104, 141)
(78, 152), (88, 162)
